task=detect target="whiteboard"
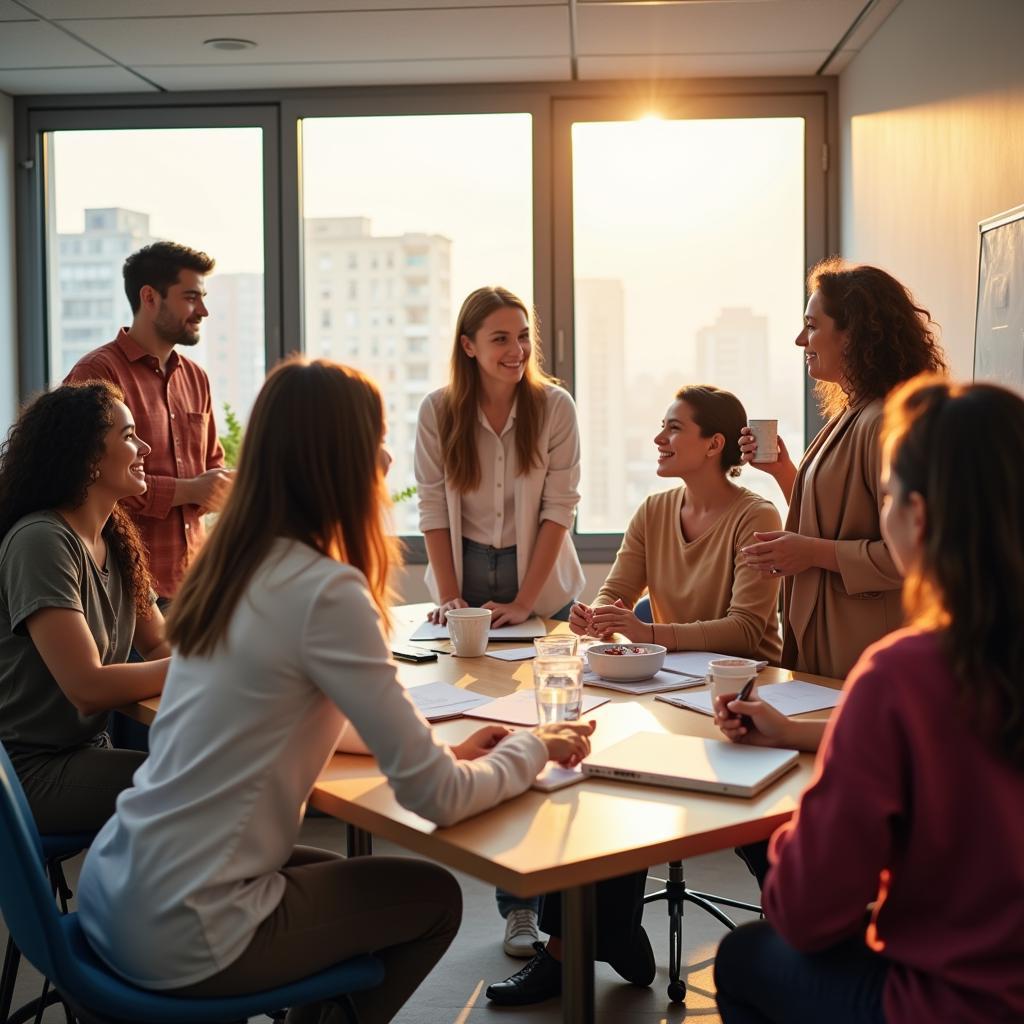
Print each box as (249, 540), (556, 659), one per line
(975, 203), (1024, 397)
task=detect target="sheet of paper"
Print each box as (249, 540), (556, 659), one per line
(656, 680), (841, 718)
(661, 651), (768, 679)
(463, 690), (609, 726)
(406, 682), (491, 722)
(409, 617), (548, 642)
(486, 647), (537, 662)
(531, 764), (585, 792)
(582, 670), (706, 695)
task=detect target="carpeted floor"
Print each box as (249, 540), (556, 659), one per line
(2, 815), (762, 1023)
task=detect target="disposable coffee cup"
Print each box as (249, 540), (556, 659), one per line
(748, 419), (779, 463)
(446, 607), (492, 657)
(708, 657), (759, 702)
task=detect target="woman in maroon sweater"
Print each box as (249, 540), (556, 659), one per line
(714, 375), (1024, 1023)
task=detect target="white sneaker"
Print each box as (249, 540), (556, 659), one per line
(503, 908), (541, 958)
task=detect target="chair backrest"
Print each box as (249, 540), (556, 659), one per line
(0, 742), (73, 980)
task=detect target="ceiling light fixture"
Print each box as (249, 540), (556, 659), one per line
(203, 38), (258, 51)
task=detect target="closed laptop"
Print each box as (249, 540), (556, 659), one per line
(582, 731), (799, 798)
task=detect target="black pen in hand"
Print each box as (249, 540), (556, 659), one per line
(732, 676), (757, 730)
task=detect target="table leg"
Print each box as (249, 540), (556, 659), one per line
(346, 825), (373, 858)
(561, 883), (595, 1024)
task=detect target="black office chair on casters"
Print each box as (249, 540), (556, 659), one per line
(633, 597), (763, 1004)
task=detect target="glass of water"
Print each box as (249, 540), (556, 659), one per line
(533, 634), (579, 658)
(532, 655), (584, 725)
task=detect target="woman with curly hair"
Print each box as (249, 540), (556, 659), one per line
(0, 380), (168, 833)
(739, 259), (947, 682)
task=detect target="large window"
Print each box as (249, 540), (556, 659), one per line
(45, 126), (267, 428)
(300, 113), (534, 532)
(562, 114), (807, 532)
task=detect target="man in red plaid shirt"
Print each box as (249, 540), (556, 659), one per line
(65, 242), (234, 601)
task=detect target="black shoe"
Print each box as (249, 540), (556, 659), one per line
(607, 926), (656, 987)
(485, 942), (562, 1005)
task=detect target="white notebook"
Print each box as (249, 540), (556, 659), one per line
(583, 669), (706, 695)
(462, 690), (609, 727)
(661, 651), (769, 680)
(405, 682), (491, 722)
(409, 617), (548, 642)
(582, 731), (799, 798)
(656, 680), (842, 718)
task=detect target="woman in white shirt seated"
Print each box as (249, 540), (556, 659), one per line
(78, 358), (594, 1024)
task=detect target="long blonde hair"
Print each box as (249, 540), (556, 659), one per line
(168, 358), (399, 656)
(440, 286), (556, 493)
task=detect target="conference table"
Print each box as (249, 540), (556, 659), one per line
(124, 604), (842, 1024)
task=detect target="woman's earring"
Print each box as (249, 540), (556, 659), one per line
(90, 469), (100, 482)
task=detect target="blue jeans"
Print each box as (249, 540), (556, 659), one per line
(715, 920), (888, 1023)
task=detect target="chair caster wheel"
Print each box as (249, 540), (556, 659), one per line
(667, 980), (687, 1003)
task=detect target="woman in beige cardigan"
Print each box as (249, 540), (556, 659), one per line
(740, 259), (946, 681)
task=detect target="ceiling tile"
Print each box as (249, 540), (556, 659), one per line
(30, 0), (564, 13)
(0, 65), (157, 93)
(0, 0), (36, 20)
(140, 55), (571, 90)
(578, 50), (830, 80)
(62, 8), (570, 63)
(576, 0), (864, 56)
(0, 18), (113, 66)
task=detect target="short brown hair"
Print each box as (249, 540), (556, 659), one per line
(809, 258), (946, 417)
(675, 384), (747, 478)
(123, 241), (215, 314)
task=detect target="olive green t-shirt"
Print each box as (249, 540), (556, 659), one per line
(0, 511), (135, 759)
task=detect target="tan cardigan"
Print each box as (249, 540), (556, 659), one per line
(782, 399), (904, 678)
(595, 486), (782, 662)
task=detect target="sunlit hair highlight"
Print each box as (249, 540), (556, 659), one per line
(809, 257), (947, 418)
(674, 385), (747, 478)
(168, 358), (400, 656)
(440, 286), (557, 493)
(882, 374), (1024, 770)
(0, 381), (154, 616)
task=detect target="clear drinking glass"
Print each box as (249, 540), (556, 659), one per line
(532, 655), (584, 725)
(533, 634), (579, 658)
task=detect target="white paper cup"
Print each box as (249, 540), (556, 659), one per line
(708, 657), (759, 702)
(748, 419), (779, 463)
(534, 634), (579, 657)
(446, 607), (492, 657)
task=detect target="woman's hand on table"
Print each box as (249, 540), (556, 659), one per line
(589, 599), (648, 642)
(428, 597), (468, 624)
(741, 530), (821, 577)
(534, 719), (596, 768)
(452, 725), (511, 760)
(714, 692), (792, 748)
(483, 599), (532, 628)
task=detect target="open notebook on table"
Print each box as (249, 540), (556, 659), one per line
(656, 679), (842, 717)
(409, 617), (548, 642)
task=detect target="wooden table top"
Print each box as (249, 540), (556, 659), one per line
(123, 603), (841, 897)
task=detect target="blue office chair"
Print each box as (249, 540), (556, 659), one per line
(0, 743), (385, 1024)
(632, 598), (762, 1004)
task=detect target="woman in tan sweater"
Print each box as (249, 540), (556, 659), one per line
(571, 384), (782, 663)
(487, 384), (782, 1007)
(739, 259), (946, 682)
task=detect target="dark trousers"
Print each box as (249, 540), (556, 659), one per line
(736, 839), (771, 888)
(715, 920), (888, 1024)
(539, 869), (648, 962)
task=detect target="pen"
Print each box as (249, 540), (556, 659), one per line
(733, 676), (757, 729)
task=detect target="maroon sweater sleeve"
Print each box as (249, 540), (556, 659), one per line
(763, 648), (909, 951)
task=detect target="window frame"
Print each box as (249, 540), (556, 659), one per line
(14, 79), (836, 565)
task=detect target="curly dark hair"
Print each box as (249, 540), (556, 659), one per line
(0, 381), (155, 616)
(809, 258), (947, 417)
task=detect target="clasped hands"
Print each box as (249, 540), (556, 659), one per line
(569, 598), (648, 642)
(451, 721), (597, 768)
(740, 530), (818, 578)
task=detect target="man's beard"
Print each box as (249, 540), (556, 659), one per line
(154, 306), (200, 347)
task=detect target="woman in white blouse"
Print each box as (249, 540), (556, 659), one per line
(414, 285), (586, 956)
(77, 358), (593, 1024)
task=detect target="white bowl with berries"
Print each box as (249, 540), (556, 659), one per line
(585, 642), (667, 682)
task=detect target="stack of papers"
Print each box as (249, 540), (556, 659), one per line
(463, 690), (609, 726)
(406, 682), (492, 722)
(485, 647), (538, 662)
(409, 617), (548, 642)
(656, 680), (841, 718)
(583, 669), (705, 695)
(661, 651), (769, 680)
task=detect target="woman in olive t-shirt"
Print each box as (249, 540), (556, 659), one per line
(0, 381), (168, 833)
